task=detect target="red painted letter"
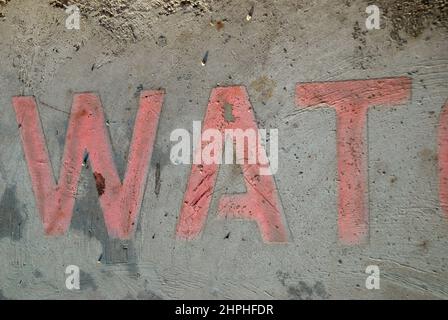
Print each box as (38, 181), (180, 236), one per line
(438, 100), (448, 217)
(296, 78), (411, 244)
(13, 91), (164, 239)
(176, 86), (288, 243)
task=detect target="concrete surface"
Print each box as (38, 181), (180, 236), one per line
(0, 0), (447, 299)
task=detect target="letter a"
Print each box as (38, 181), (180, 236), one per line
(176, 86), (288, 243)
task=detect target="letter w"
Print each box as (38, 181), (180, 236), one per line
(12, 91), (164, 239)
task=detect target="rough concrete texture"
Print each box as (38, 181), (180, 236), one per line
(0, 0), (447, 299)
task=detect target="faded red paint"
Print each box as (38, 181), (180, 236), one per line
(438, 100), (448, 217)
(296, 78), (411, 244)
(13, 91), (164, 239)
(176, 86), (288, 243)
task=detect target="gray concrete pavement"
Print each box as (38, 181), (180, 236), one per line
(0, 0), (447, 299)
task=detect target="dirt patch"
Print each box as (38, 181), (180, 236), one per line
(49, 0), (213, 42)
(352, 20), (367, 46)
(353, 0), (447, 67)
(352, 20), (374, 69)
(93, 172), (106, 196)
(250, 75), (276, 104)
(152, 0), (211, 16)
(418, 148), (438, 162)
(376, 0), (448, 45)
(0, 0), (10, 17)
